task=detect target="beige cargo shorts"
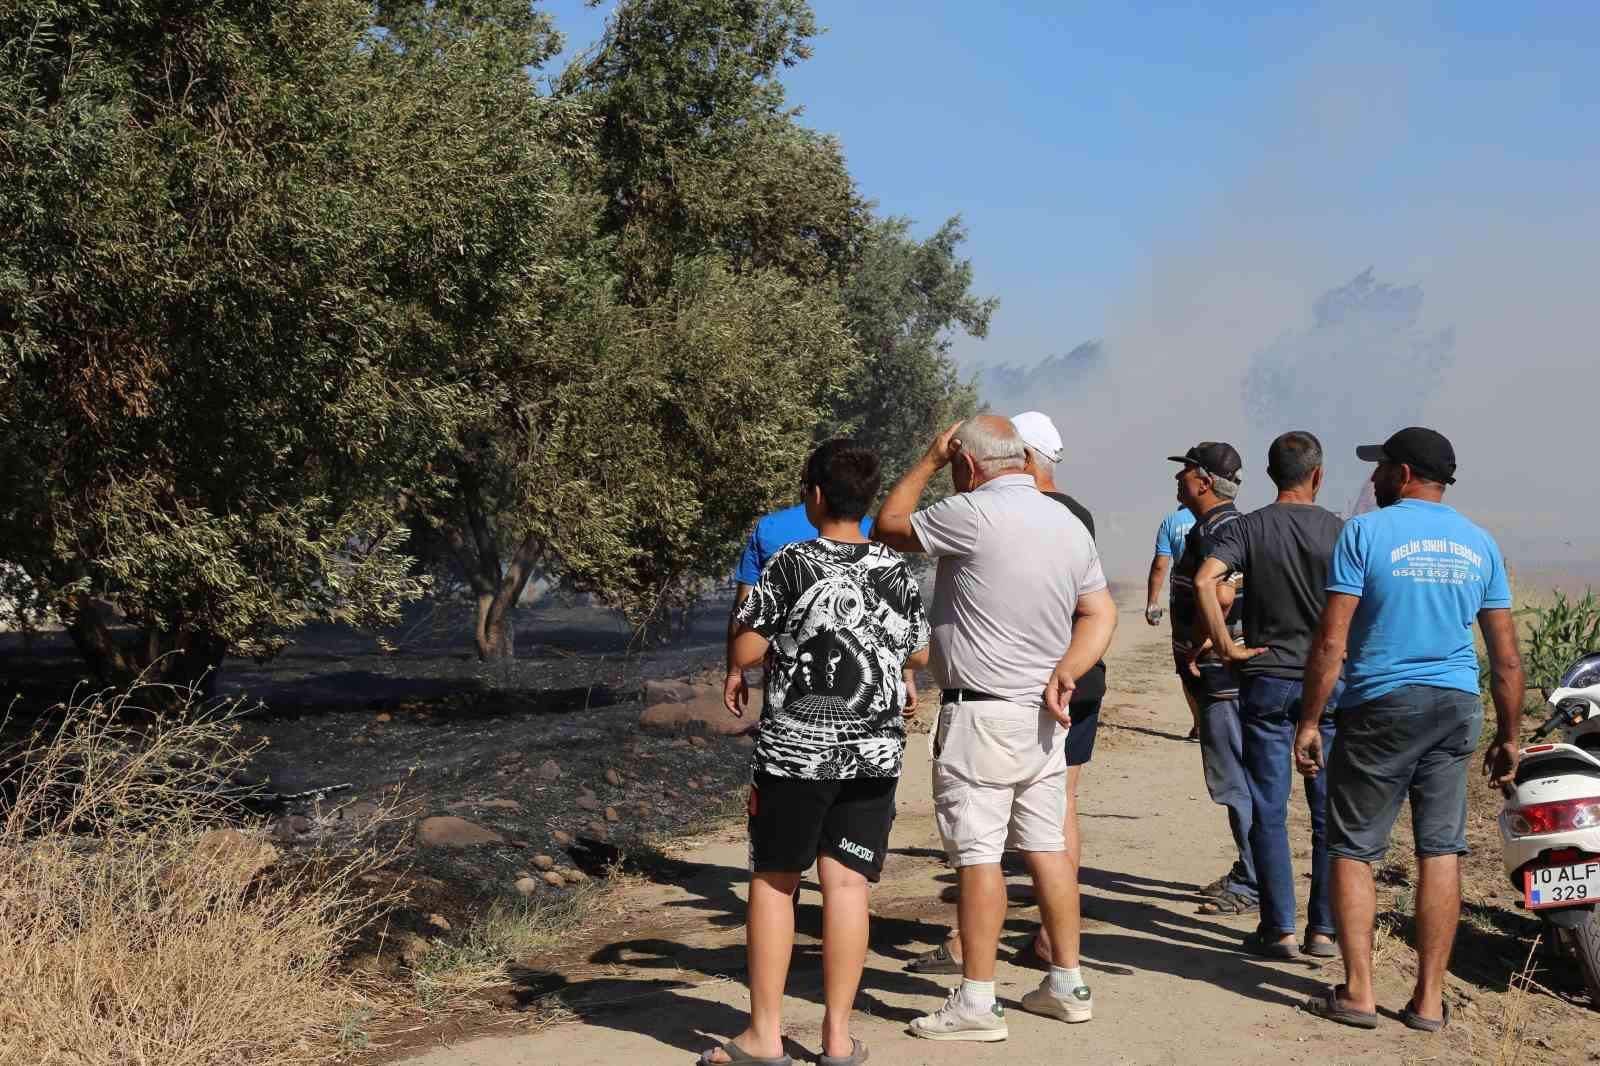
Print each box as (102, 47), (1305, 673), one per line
(931, 696), (1067, 867)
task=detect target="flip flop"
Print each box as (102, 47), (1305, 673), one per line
(1400, 999), (1450, 1032)
(1242, 931), (1298, 959)
(905, 941), (961, 975)
(1197, 889), (1258, 916)
(1301, 937), (1339, 958)
(697, 1041), (792, 1066)
(1302, 985), (1379, 1030)
(818, 1037), (869, 1066)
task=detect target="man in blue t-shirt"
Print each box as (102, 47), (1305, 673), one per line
(1146, 506), (1195, 625)
(1293, 427), (1524, 1033)
(1148, 505), (1200, 740)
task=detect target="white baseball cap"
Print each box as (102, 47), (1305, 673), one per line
(1010, 411), (1062, 464)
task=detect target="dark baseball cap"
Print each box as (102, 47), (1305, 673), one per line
(1167, 442), (1243, 482)
(1356, 427), (1457, 485)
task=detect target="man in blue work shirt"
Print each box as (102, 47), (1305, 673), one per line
(1294, 427), (1523, 1033)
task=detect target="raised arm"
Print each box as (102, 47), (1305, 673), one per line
(872, 421), (962, 552)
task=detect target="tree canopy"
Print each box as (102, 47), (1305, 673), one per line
(0, 0), (996, 682)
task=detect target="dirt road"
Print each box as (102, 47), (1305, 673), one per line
(395, 599), (1536, 1066)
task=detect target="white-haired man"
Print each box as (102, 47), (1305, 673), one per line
(904, 411), (1106, 977)
(874, 415), (1117, 1040)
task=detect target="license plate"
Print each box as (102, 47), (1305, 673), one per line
(1524, 861), (1600, 908)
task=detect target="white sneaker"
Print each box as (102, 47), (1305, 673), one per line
(909, 988), (1009, 1041)
(1020, 978), (1093, 1023)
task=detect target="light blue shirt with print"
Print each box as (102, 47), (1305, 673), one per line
(1327, 499), (1512, 705)
(1154, 507), (1196, 561)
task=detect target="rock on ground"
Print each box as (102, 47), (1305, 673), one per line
(417, 816), (505, 847)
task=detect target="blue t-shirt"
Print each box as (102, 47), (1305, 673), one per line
(1327, 499), (1512, 705)
(733, 504), (874, 585)
(1154, 507), (1196, 561)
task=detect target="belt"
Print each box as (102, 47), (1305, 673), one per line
(941, 688), (1006, 704)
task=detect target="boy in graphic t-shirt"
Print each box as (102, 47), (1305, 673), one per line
(1293, 427), (1524, 1034)
(704, 440), (929, 1066)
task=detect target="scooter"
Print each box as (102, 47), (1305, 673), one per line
(1499, 652), (1600, 1008)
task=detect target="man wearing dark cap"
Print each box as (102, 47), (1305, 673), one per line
(1167, 442), (1257, 916)
(1294, 427), (1524, 1032)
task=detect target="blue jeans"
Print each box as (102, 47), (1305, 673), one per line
(1239, 675), (1342, 937)
(1198, 697), (1256, 904)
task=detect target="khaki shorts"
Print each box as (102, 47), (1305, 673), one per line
(931, 697), (1067, 867)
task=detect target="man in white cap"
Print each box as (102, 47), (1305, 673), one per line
(904, 411), (1105, 975)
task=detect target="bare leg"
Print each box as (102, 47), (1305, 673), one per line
(1330, 857), (1377, 1012)
(1409, 854), (1461, 1021)
(817, 855), (870, 1059)
(1025, 849), (1080, 969)
(1035, 764), (1083, 964)
(957, 863), (1007, 981)
(1183, 686), (1201, 734)
(708, 871), (801, 1063)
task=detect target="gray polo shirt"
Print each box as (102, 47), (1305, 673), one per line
(909, 474), (1107, 707)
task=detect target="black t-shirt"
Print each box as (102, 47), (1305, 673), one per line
(1170, 501), (1244, 658)
(1207, 502), (1344, 680)
(1044, 491), (1106, 705)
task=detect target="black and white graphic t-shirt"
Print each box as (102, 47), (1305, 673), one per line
(735, 539), (930, 780)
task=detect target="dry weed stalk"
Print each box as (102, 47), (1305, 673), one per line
(0, 681), (390, 1066)
(1492, 935), (1542, 1066)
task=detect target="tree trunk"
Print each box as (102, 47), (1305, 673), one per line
(61, 596), (227, 705)
(63, 595), (138, 688)
(476, 533), (540, 662)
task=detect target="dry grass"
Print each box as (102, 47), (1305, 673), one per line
(0, 681), (390, 1066)
(406, 862), (649, 1014)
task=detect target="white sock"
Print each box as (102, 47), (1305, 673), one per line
(1048, 965), (1084, 994)
(959, 978), (996, 1009)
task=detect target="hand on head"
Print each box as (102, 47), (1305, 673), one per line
(924, 420), (964, 469)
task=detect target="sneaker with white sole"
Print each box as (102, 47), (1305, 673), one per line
(909, 988), (1009, 1041)
(1020, 978), (1093, 1023)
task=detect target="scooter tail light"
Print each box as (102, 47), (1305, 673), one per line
(1507, 796), (1600, 836)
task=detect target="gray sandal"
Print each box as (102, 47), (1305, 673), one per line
(1301, 936), (1339, 958)
(1198, 889), (1258, 916)
(1400, 999), (1450, 1032)
(697, 1041), (791, 1066)
(905, 941), (961, 975)
(1302, 985), (1379, 1030)
(818, 1038), (869, 1066)
(1243, 931), (1297, 958)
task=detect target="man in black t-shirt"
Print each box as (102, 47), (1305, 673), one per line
(1196, 432), (1344, 959)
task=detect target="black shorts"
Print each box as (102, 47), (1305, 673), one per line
(748, 773), (898, 882)
(1065, 697), (1101, 767)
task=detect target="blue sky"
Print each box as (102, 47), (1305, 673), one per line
(538, 2), (1596, 366)
(537, 2), (1600, 569)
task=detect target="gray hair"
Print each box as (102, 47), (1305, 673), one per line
(957, 418), (1025, 474)
(1212, 475), (1240, 500)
